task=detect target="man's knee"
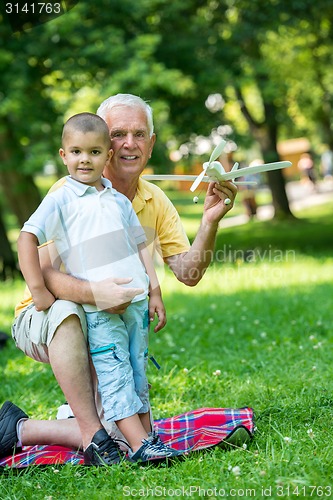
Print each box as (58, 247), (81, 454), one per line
(46, 300), (87, 346)
(52, 313), (87, 343)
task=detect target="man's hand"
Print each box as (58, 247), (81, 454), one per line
(203, 181), (238, 224)
(90, 277), (144, 314)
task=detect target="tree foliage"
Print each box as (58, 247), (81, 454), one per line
(1, 0), (333, 276)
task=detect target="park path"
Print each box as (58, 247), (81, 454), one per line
(220, 179), (333, 228)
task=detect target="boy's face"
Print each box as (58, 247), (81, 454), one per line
(59, 130), (112, 189)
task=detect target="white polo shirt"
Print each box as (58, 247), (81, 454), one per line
(22, 176), (149, 310)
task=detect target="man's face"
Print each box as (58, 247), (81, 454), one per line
(103, 105), (156, 180)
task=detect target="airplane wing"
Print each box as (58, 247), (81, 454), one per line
(215, 161), (292, 181)
(141, 174), (256, 185)
(142, 161), (292, 187)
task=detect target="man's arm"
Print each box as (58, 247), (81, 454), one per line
(39, 242), (144, 314)
(166, 181), (237, 286)
(166, 218), (218, 286)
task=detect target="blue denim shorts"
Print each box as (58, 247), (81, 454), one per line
(87, 299), (150, 422)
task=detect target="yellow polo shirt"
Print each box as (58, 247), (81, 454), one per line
(15, 177), (190, 317)
(133, 177), (190, 259)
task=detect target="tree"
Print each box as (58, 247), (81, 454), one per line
(141, 0), (333, 217)
(0, 204), (18, 279)
(265, 12), (333, 151)
(140, 0), (294, 217)
(210, 0), (333, 215)
(1, 0), (333, 273)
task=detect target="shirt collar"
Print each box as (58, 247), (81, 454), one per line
(64, 176), (114, 196)
(132, 177), (153, 214)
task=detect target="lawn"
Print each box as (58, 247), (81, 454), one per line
(0, 197), (332, 499)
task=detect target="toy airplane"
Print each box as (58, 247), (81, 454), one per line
(142, 139), (292, 191)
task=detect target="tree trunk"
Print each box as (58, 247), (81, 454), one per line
(235, 87), (294, 220)
(0, 120), (41, 280)
(0, 170), (41, 227)
(256, 123), (294, 220)
(266, 169), (293, 219)
(0, 206), (19, 280)
(0, 122), (41, 227)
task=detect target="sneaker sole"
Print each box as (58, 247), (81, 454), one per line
(128, 450), (185, 465)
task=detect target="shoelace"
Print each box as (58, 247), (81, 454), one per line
(98, 437), (122, 462)
(141, 434), (174, 457)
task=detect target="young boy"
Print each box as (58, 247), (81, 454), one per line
(17, 112), (181, 463)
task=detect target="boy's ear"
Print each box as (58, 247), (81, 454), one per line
(105, 149), (113, 165)
(59, 148), (67, 164)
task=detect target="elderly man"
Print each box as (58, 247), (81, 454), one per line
(0, 94), (237, 465)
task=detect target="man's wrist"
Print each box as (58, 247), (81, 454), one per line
(201, 215), (219, 233)
(81, 279), (97, 305)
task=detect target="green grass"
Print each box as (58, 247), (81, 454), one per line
(214, 202), (333, 256)
(0, 201), (333, 498)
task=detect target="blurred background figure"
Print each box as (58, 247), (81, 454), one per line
(320, 148), (333, 180)
(239, 159), (262, 219)
(297, 152), (316, 188)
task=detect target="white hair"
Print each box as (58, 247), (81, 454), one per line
(97, 94), (154, 137)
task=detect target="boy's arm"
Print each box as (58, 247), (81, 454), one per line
(17, 231), (55, 311)
(138, 242), (166, 333)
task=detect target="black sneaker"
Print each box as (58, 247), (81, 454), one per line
(221, 426), (252, 449)
(84, 428), (124, 466)
(0, 401), (28, 458)
(129, 431), (182, 463)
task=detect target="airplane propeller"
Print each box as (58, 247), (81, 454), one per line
(189, 140), (227, 192)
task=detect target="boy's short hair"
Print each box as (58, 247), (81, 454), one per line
(62, 112), (111, 147)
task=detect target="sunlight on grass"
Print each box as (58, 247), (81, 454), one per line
(160, 255), (332, 298)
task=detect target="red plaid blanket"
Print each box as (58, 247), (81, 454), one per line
(0, 407), (254, 468)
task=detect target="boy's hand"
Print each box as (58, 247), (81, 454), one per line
(149, 293), (166, 333)
(33, 289), (56, 311)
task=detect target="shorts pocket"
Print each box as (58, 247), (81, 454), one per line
(90, 342), (122, 362)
